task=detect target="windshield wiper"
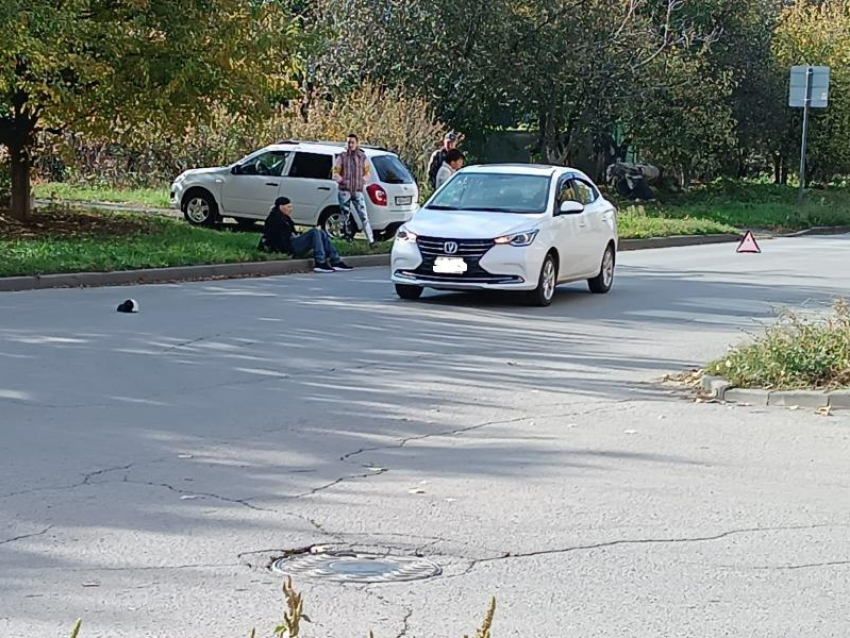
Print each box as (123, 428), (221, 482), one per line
(427, 205), (460, 210)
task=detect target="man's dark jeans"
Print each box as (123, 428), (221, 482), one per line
(290, 228), (341, 264)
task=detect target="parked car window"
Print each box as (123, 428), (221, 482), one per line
(235, 151), (289, 177)
(428, 173), (550, 214)
(572, 179), (598, 204)
(289, 152), (333, 179)
(371, 155), (415, 184)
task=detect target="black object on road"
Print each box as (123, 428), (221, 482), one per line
(117, 299), (139, 313)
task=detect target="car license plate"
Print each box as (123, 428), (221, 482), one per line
(433, 257), (467, 274)
(395, 196), (413, 206)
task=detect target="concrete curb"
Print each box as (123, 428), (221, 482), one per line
(701, 375), (843, 411)
(619, 233), (741, 251)
(0, 254), (391, 292)
(776, 225), (850, 238)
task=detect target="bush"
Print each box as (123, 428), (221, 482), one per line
(37, 85), (446, 188)
(707, 300), (850, 390)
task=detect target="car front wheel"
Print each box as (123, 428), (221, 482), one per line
(395, 284), (423, 300)
(527, 254), (557, 306)
(183, 192), (218, 227)
(588, 244), (615, 294)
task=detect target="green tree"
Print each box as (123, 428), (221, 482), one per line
(0, 0), (298, 220)
(774, 0), (850, 182)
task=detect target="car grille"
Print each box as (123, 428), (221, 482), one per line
(406, 236), (522, 284)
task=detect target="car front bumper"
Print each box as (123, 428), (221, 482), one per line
(170, 182), (185, 210)
(390, 238), (546, 292)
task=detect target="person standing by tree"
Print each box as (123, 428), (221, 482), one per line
(435, 148), (465, 188)
(428, 131), (463, 189)
(333, 133), (375, 245)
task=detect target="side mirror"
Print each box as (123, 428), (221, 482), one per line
(558, 200), (584, 215)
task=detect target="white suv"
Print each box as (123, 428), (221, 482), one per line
(391, 165), (618, 306)
(170, 141), (419, 239)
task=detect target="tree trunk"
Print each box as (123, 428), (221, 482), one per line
(9, 144), (31, 221)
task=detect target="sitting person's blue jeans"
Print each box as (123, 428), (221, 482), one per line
(290, 228), (341, 265)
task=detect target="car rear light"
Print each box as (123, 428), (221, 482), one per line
(366, 184), (388, 206)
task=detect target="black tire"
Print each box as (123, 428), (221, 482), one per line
(395, 284), (424, 300)
(588, 244), (616, 294)
(319, 207), (348, 239)
(378, 224), (401, 241)
(182, 190), (219, 227)
(526, 254), (557, 307)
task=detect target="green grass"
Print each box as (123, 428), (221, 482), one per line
(621, 180), (850, 232)
(9, 180), (850, 278)
(0, 213), (389, 277)
(33, 182), (171, 208)
(36, 179), (850, 234)
(706, 301), (850, 390)
(618, 206), (737, 238)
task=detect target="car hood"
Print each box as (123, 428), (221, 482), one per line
(175, 166), (229, 181)
(407, 209), (544, 239)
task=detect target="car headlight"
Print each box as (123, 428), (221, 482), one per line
(494, 230), (538, 247)
(396, 227), (418, 242)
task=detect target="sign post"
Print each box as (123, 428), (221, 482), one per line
(789, 65), (830, 204)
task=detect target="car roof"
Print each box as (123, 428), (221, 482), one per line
(266, 140), (394, 156)
(461, 164), (573, 176)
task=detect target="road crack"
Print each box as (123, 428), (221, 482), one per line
(123, 478), (273, 512)
(364, 588), (413, 638)
(0, 525), (53, 547)
(753, 559), (850, 571)
(471, 524), (844, 567)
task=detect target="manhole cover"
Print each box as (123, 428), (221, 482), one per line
(271, 551), (441, 583)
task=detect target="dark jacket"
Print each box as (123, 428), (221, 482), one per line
(260, 208), (297, 253)
(428, 148), (448, 188)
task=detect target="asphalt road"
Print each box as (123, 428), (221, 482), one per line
(2, 236), (849, 638)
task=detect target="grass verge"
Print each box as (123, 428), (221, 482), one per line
(34, 182), (171, 208)
(625, 180), (850, 232)
(706, 300), (850, 390)
(0, 209), (388, 277)
(617, 207), (736, 238)
(34, 180), (850, 237)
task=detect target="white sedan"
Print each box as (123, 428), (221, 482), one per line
(390, 164), (618, 306)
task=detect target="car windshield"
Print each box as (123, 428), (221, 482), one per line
(427, 173), (551, 214)
(371, 155), (415, 184)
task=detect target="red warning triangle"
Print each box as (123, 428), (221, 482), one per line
(737, 230), (761, 254)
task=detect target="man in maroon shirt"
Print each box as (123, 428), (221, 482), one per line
(333, 133), (375, 245)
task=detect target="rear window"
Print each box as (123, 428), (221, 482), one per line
(289, 152), (332, 180)
(371, 155), (415, 184)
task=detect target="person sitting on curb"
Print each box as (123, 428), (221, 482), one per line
(259, 196), (353, 273)
(435, 148), (465, 188)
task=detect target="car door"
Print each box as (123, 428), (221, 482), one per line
(551, 176), (593, 279)
(571, 178), (609, 275)
(220, 150), (290, 218)
(278, 152), (336, 226)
